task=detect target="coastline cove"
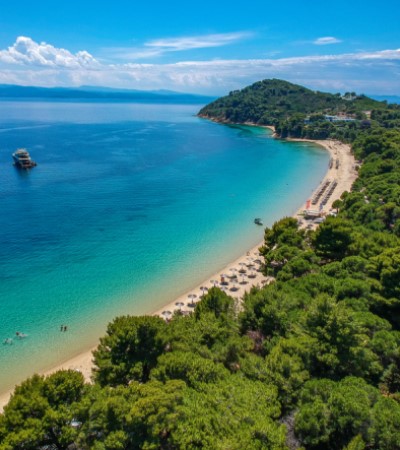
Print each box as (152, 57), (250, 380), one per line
(0, 100), (329, 394)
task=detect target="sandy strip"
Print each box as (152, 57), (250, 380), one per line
(291, 138), (357, 214)
(0, 133), (356, 412)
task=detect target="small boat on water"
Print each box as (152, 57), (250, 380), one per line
(254, 218), (263, 226)
(12, 148), (37, 169)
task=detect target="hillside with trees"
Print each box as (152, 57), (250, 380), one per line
(198, 79), (400, 141)
(1, 81), (400, 449)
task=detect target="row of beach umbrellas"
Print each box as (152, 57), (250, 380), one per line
(160, 253), (265, 319)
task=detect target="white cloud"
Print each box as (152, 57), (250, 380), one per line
(146, 32), (252, 51)
(0, 36), (399, 95)
(109, 32), (252, 60)
(117, 49), (400, 94)
(313, 36), (342, 45)
(0, 36), (99, 68)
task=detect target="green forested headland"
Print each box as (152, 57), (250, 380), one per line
(1, 81), (400, 450)
(198, 79), (400, 141)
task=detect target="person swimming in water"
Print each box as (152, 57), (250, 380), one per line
(16, 332), (27, 339)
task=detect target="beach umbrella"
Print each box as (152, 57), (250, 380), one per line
(248, 268), (256, 278)
(161, 310), (172, 319)
(247, 257), (255, 267)
(200, 286), (208, 297)
(210, 279), (219, 287)
(229, 268), (237, 278)
(240, 273), (247, 284)
(188, 293), (197, 306)
(230, 270), (238, 290)
(238, 262), (247, 273)
(175, 301), (185, 310)
(220, 274), (230, 285)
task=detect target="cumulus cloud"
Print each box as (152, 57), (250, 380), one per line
(313, 36), (342, 45)
(0, 36), (399, 95)
(0, 36), (98, 68)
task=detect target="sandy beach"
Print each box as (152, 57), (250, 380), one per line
(0, 133), (357, 412)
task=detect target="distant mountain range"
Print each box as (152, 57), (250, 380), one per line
(0, 84), (216, 104)
(0, 83), (397, 106)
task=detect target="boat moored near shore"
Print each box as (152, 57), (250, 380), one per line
(12, 148), (37, 169)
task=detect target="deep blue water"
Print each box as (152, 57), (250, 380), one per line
(0, 101), (328, 391)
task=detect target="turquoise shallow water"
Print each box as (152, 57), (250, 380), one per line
(0, 101), (328, 391)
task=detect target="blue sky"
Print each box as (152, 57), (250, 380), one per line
(0, 0), (399, 94)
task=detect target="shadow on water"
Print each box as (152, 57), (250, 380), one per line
(13, 164), (35, 180)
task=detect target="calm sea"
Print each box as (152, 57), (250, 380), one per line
(0, 100), (328, 391)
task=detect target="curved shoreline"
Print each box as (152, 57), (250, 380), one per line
(0, 130), (357, 412)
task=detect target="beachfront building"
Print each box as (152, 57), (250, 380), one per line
(323, 114), (356, 123)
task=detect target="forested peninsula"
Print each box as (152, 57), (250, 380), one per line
(1, 80), (400, 450)
(199, 78), (400, 141)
